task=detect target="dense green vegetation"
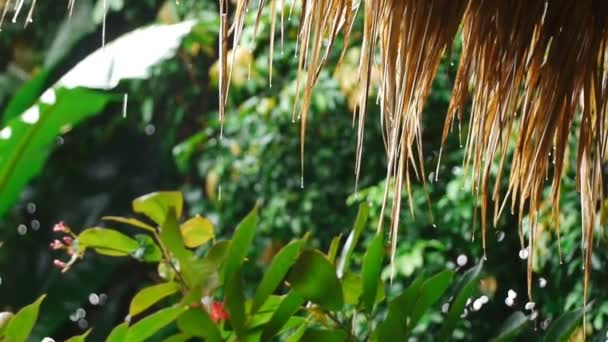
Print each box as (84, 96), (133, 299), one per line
(0, 1), (606, 340)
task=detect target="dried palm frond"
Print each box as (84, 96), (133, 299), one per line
(219, 0), (608, 308)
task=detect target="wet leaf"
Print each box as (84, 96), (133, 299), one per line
(65, 329), (91, 342)
(126, 306), (187, 342)
(78, 227), (139, 256)
(102, 216), (156, 233)
(180, 215), (214, 248)
(129, 282), (180, 317)
(261, 292), (305, 341)
(177, 308), (221, 342)
(132, 191), (183, 225)
(106, 322), (128, 342)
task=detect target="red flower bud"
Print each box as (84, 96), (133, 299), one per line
(210, 301), (229, 322)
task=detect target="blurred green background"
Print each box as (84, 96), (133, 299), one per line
(0, 0), (606, 340)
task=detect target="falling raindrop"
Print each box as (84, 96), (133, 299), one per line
(145, 124), (156, 135)
(508, 289), (517, 299)
(89, 293), (100, 305)
(300, 176), (304, 189)
(26, 202), (36, 214)
(460, 308), (468, 318)
(78, 318), (88, 330)
(525, 302), (535, 311)
(76, 308), (86, 319)
(428, 172), (435, 183)
(218, 185), (222, 202)
(122, 93), (128, 118)
(457, 254), (468, 267)
(0, 276), (2, 286)
(519, 248), (529, 260)
(69, 312), (79, 322)
(17, 224), (27, 235)
(441, 303), (450, 313)
(538, 277), (547, 288)
(496, 231), (505, 242)
(31, 219), (40, 231)
(505, 297), (514, 307)
(432, 223), (437, 228)
(472, 298), (483, 311)
(540, 319), (550, 330)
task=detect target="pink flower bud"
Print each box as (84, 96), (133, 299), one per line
(53, 221), (68, 232)
(53, 259), (67, 269)
(62, 236), (73, 245)
(49, 240), (63, 250)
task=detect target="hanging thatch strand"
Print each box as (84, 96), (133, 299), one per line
(220, 0), (608, 307)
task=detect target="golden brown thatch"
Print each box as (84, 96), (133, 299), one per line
(219, 0), (608, 308)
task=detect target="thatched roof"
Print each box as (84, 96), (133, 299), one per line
(219, 0), (608, 307)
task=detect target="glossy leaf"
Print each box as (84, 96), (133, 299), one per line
(78, 227), (139, 256)
(360, 233), (384, 312)
(163, 333), (192, 342)
(133, 234), (163, 262)
(0, 88), (110, 219)
(222, 208), (258, 283)
(129, 282), (180, 317)
(1, 70), (50, 124)
(106, 322), (129, 342)
(438, 261), (483, 341)
(176, 308), (221, 342)
(159, 208), (189, 262)
(251, 239), (306, 314)
(491, 311), (530, 342)
(102, 216), (156, 233)
(4, 294), (45, 342)
(261, 292), (305, 341)
(132, 191), (183, 225)
(180, 215), (215, 248)
(288, 250), (344, 311)
(65, 329), (91, 342)
(125, 306), (187, 342)
(301, 328), (347, 342)
(543, 303), (592, 342)
(337, 202), (369, 277)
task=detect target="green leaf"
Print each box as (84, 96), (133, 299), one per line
(159, 208), (189, 262)
(77, 227), (139, 256)
(261, 292), (305, 341)
(287, 250), (344, 311)
(284, 321), (307, 342)
(438, 261), (483, 341)
(0, 88), (110, 219)
(342, 272), (363, 305)
(163, 333), (192, 342)
(0, 312), (14, 335)
(1, 70), (50, 124)
(223, 208), (258, 283)
(406, 270), (454, 336)
(543, 303), (593, 342)
(126, 306), (187, 342)
(327, 234), (342, 263)
(251, 239), (306, 314)
(180, 215), (215, 248)
(65, 329), (92, 342)
(106, 322), (129, 342)
(225, 268), (247, 336)
(176, 308), (221, 342)
(129, 282), (180, 317)
(375, 276), (425, 341)
(337, 202), (369, 277)
(4, 294), (45, 342)
(360, 234), (384, 312)
(206, 240), (230, 266)
(132, 191), (184, 225)
(102, 216), (156, 233)
(133, 234), (163, 262)
(301, 328), (347, 342)
(491, 311), (530, 342)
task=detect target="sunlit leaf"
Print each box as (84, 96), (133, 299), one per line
(288, 250), (343, 310)
(180, 215), (214, 248)
(65, 329), (91, 342)
(125, 306), (187, 342)
(129, 282), (180, 317)
(78, 227), (139, 256)
(4, 294), (45, 342)
(106, 322), (129, 342)
(132, 191), (183, 225)
(102, 216), (156, 233)
(251, 239), (306, 314)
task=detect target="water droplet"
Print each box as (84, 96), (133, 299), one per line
(466, 297), (472, 306)
(122, 93), (128, 118)
(538, 277), (547, 288)
(505, 296), (514, 307)
(76, 308), (86, 319)
(144, 124), (155, 135)
(519, 248), (529, 260)
(56, 136), (65, 146)
(450, 61), (455, 67)
(480, 295), (489, 304)
(540, 319), (550, 330)
(17, 224), (27, 235)
(460, 308), (468, 318)
(428, 172), (435, 183)
(99, 293), (108, 305)
(41, 338), (56, 342)
(26, 202), (36, 214)
(40, 89), (56, 105)
(77, 318), (88, 329)
(472, 298), (483, 311)
(530, 310), (539, 321)
(508, 289), (517, 299)
(89, 293), (100, 305)
(69, 312), (79, 322)
(132, 248), (145, 260)
(496, 231), (505, 242)
(22, 106), (40, 124)
(31, 220), (40, 231)
(457, 254), (468, 267)
(441, 303), (450, 313)
(525, 302), (535, 311)
(300, 176), (304, 189)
